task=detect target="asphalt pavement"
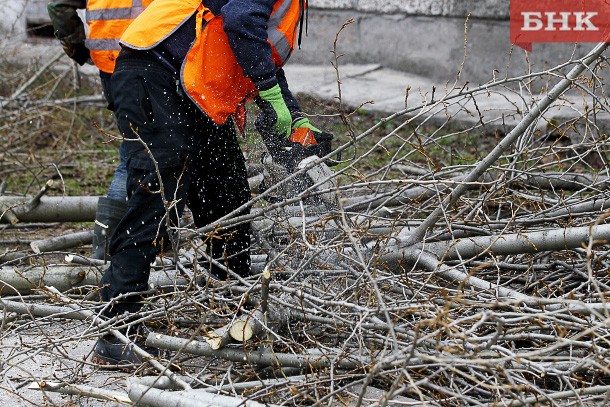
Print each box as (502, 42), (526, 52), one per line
(284, 62), (610, 137)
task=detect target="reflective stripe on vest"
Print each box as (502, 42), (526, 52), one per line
(268, 0), (295, 62)
(85, 0), (152, 73)
(85, 38), (120, 51)
(86, 6), (146, 22)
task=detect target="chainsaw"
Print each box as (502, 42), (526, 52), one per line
(256, 120), (339, 207)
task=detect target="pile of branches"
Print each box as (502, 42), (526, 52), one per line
(2, 42), (610, 406)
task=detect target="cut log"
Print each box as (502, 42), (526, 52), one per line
(229, 310), (264, 343)
(146, 333), (369, 370)
(0, 299), (91, 320)
(0, 196), (99, 223)
(205, 325), (233, 350)
(0, 251), (28, 263)
(0, 266), (98, 295)
(0, 202), (19, 224)
(29, 381), (130, 404)
(31, 231), (93, 253)
(128, 383), (273, 407)
(64, 254), (105, 266)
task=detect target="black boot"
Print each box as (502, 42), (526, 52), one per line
(92, 197), (127, 260)
(91, 333), (160, 372)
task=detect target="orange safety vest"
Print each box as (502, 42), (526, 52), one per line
(85, 0), (155, 73)
(120, 0), (304, 126)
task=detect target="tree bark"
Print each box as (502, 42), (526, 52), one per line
(128, 383), (273, 407)
(384, 223), (610, 263)
(29, 381), (130, 404)
(0, 196), (99, 223)
(0, 266), (98, 295)
(31, 231), (93, 253)
(0, 298), (90, 320)
(146, 333), (369, 370)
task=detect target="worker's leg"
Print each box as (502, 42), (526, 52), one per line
(91, 71), (127, 260)
(99, 53), (194, 316)
(93, 53), (195, 369)
(187, 118), (252, 279)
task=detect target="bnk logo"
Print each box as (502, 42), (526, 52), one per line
(510, 0), (610, 51)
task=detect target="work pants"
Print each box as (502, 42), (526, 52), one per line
(99, 71), (128, 202)
(100, 52), (251, 316)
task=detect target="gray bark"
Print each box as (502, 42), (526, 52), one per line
(0, 266), (98, 294)
(128, 383), (273, 407)
(0, 196), (99, 223)
(146, 333), (369, 370)
(384, 224), (610, 263)
(0, 298), (91, 320)
(30, 231), (94, 253)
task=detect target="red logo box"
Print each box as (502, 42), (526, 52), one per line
(510, 0), (610, 51)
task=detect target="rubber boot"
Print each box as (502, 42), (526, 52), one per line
(91, 197), (127, 260)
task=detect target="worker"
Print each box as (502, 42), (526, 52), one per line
(47, 0), (153, 261)
(90, 0), (331, 370)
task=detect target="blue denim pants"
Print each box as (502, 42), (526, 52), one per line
(106, 142), (128, 201)
(100, 71), (128, 202)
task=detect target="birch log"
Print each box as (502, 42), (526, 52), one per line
(0, 266), (98, 294)
(206, 309), (266, 350)
(229, 310), (265, 343)
(0, 196), (99, 223)
(29, 382), (130, 404)
(383, 223), (610, 264)
(128, 383), (274, 407)
(146, 333), (369, 370)
(31, 231), (93, 253)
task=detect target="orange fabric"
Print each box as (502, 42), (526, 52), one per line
(89, 50), (118, 73)
(120, 0), (200, 50)
(182, 13), (257, 126)
(88, 19), (133, 72)
(269, 0), (303, 59)
(86, 0), (156, 73)
(87, 0), (133, 9)
(290, 128), (317, 146)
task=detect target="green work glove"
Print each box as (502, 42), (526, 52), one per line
(291, 116), (335, 164)
(292, 117), (321, 133)
(256, 84), (292, 138)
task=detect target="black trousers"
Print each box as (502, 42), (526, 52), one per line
(100, 51), (251, 316)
